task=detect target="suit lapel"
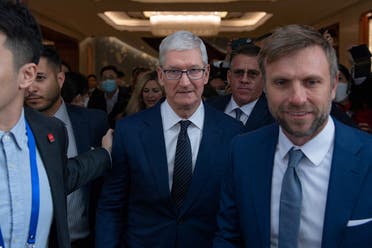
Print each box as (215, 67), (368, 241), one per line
(25, 108), (64, 188)
(140, 106), (172, 204)
(321, 121), (367, 247)
(25, 108), (68, 247)
(250, 125), (278, 244)
(246, 94), (269, 130)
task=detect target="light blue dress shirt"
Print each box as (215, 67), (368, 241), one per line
(0, 110), (53, 248)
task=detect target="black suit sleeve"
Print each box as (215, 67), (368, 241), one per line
(65, 147), (111, 194)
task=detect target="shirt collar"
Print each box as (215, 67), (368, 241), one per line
(226, 96), (258, 117)
(278, 117), (335, 166)
(0, 108), (28, 150)
(161, 99), (204, 131)
(53, 101), (70, 125)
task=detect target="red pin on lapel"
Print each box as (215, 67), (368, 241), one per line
(47, 133), (55, 143)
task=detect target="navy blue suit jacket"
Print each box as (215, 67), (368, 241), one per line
(96, 103), (245, 248)
(214, 119), (372, 248)
(66, 104), (109, 237)
(206, 94), (275, 132)
(67, 104), (108, 154)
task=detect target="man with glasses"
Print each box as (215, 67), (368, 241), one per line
(208, 44), (275, 131)
(96, 30), (245, 248)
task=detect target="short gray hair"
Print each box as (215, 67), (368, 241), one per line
(258, 24), (338, 85)
(159, 30), (208, 66)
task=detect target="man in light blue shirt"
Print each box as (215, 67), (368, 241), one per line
(0, 2), (112, 247)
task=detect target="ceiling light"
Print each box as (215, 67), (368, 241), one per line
(143, 12), (226, 36)
(99, 11), (272, 36)
(133, 0), (237, 2)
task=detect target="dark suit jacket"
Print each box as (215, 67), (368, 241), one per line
(96, 103), (245, 248)
(66, 104), (109, 241)
(207, 94), (275, 132)
(214, 119), (372, 248)
(24, 107), (111, 248)
(88, 87), (130, 128)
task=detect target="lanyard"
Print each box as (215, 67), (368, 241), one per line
(0, 121), (40, 248)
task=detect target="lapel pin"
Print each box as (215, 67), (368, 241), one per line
(47, 133), (55, 143)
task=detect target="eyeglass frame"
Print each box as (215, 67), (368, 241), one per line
(161, 66), (208, 80)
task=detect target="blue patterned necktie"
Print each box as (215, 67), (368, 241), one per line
(234, 108), (243, 122)
(171, 120), (192, 209)
(278, 148), (304, 248)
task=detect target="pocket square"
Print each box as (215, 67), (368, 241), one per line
(347, 218), (372, 227)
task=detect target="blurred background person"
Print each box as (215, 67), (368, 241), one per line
(61, 60), (72, 73)
(334, 64), (352, 116)
(209, 75), (226, 95)
(348, 44), (372, 133)
(116, 70), (127, 87)
(129, 66), (151, 94)
(62, 71), (90, 107)
(87, 74), (98, 96)
(88, 65), (130, 128)
(122, 70), (164, 116)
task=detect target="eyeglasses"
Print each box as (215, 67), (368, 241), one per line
(162, 68), (206, 80)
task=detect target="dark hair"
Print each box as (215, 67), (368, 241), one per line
(258, 25), (338, 84)
(61, 60), (71, 72)
(100, 65), (118, 77)
(40, 45), (62, 72)
(117, 70), (125, 78)
(230, 44), (261, 65)
(0, 2), (42, 69)
(61, 72), (89, 103)
(338, 64), (351, 82)
(87, 74), (97, 80)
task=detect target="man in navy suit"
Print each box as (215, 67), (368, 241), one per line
(214, 24), (372, 247)
(207, 44), (274, 131)
(96, 30), (245, 248)
(25, 45), (109, 248)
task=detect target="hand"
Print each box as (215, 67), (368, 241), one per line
(102, 129), (114, 153)
(358, 122), (372, 133)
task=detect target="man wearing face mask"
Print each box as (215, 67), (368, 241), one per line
(88, 65), (131, 128)
(334, 64), (352, 116)
(348, 45), (372, 133)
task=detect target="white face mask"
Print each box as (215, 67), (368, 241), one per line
(334, 82), (349, 103)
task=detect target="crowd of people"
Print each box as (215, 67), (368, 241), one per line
(1, 1), (372, 248)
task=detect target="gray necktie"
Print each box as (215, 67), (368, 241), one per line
(234, 108), (243, 122)
(171, 120), (192, 209)
(279, 148), (304, 248)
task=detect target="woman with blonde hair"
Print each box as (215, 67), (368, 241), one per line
(125, 70), (164, 116)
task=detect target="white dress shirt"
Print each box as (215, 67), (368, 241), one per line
(270, 117), (335, 248)
(161, 100), (204, 191)
(224, 97), (258, 125)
